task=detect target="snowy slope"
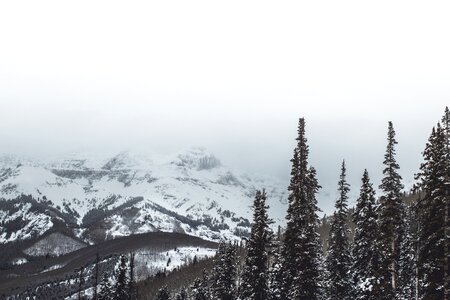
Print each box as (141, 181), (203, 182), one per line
(64, 246), (217, 300)
(24, 233), (87, 257)
(0, 148), (288, 244)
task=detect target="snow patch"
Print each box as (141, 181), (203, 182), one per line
(24, 233), (86, 257)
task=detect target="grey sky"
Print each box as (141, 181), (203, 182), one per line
(0, 1), (449, 214)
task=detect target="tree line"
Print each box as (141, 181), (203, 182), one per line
(158, 107), (449, 300)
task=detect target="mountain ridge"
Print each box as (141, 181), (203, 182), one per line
(0, 148), (288, 246)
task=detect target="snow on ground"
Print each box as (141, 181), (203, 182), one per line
(65, 246), (217, 300)
(40, 263), (66, 273)
(12, 258), (28, 265)
(0, 202), (54, 244)
(134, 246), (216, 280)
(24, 232), (86, 257)
(0, 148), (288, 242)
(1, 148), (287, 220)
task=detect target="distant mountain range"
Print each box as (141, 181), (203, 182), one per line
(0, 148), (288, 247)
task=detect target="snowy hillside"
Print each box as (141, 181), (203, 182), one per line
(65, 246), (217, 300)
(0, 148), (288, 244)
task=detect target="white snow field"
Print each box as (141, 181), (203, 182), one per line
(0, 148), (288, 243)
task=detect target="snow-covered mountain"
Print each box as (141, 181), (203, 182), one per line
(0, 148), (288, 245)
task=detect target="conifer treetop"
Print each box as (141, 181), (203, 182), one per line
(380, 121), (404, 196)
(336, 160), (350, 213)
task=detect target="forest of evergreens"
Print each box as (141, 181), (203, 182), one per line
(5, 108), (448, 300)
(150, 107), (449, 300)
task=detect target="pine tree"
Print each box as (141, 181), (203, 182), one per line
(292, 166), (324, 300)
(351, 169), (380, 300)
(240, 189), (273, 300)
(115, 254), (129, 300)
(376, 121), (404, 299)
(156, 286), (170, 300)
(326, 161), (351, 300)
(211, 242), (237, 300)
(190, 271), (210, 300)
(282, 118), (323, 300)
(282, 120), (307, 293)
(98, 273), (112, 300)
(415, 120), (448, 300)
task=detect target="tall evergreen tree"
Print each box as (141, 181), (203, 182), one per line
(291, 166), (324, 300)
(115, 254), (129, 300)
(240, 189), (273, 300)
(211, 242), (237, 300)
(415, 121), (448, 300)
(376, 121), (404, 299)
(282, 119), (307, 293)
(283, 143), (301, 294)
(282, 118), (323, 300)
(326, 161), (351, 300)
(351, 169), (380, 300)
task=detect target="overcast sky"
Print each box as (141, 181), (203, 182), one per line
(0, 1), (449, 213)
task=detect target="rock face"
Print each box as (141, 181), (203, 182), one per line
(0, 148), (287, 244)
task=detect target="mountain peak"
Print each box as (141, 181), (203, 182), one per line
(173, 147), (221, 171)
